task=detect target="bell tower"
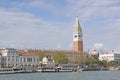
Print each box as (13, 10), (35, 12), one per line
(73, 17), (83, 52)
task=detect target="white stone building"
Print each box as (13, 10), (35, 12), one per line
(19, 53), (39, 68)
(0, 48), (39, 68)
(99, 51), (120, 63)
(0, 48), (20, 68)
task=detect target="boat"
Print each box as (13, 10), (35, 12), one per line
(0, 68), (14, 74)
(13, 68), (25, 73)
(109, 67), (119, 71)
(0, 67), (26, 74)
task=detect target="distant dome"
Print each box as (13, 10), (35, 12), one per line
(42, 56), (48, 63)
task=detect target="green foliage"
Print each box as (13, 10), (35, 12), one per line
(92, 54), (99, 59)
(97, 60), (107, 66)
(107, 61), (118, 66)
(85, 54), (100, 65)
(76, 52), (88, 64)
(100, 60), (107, 66)
(53, 52), (68, 64)
(36, 51), (45, 61)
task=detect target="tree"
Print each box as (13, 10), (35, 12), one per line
(107, 61), (118, 66)
(85, 54), (100, 65)
(76, 52), (89, 64)
(100, 60), (107, 67)
(53, 52), (68, 64)
(36, 51), (45, 61)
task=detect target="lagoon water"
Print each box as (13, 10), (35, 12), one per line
(0, 71), (120, 80)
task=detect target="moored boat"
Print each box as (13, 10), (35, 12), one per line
(0, 68), (14, 74)
(13, 68), (25, 73)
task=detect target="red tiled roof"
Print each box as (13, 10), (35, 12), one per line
(0, 48), (5, 51)
(20, 53), (37, 56)
(17, 49), (38, 56)
(17, 49), (87, 54)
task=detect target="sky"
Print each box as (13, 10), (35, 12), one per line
(0, 0), (120, 51)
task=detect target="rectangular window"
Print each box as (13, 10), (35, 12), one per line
(34, 58), (36, 62)
(20, 58), (22, 62)
(16, 58), (17, 62)
(37, 58), (39, 62)
(27, 58), (32, 62)
(12, 58), (14, 61)
(8, 58), (10, 61)
(24, 58), (26, 62)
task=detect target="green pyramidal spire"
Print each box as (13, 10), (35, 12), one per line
(74, 17), (82, 32)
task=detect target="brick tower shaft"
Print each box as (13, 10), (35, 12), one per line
(73, 17), (83, 52)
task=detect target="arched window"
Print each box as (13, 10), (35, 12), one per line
(79, 35), (82, 37)
(74, 35), (77, 38)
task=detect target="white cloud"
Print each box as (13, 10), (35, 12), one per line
(65, 0), (120, 21)
(93, 43), (103, 50)
(28, 0), (53, 9)
(0, 7), (73, 50)
(108, 19), (120, 30)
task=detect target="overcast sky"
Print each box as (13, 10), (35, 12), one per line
(0, 0), (120, 51)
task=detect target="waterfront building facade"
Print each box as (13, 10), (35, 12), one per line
(0, 48), (39, 68)
(0, 48), (20, 68)
(19, 53), (39, 68)
(73, 17), (83, 52)
(99, 51), (120, 63)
